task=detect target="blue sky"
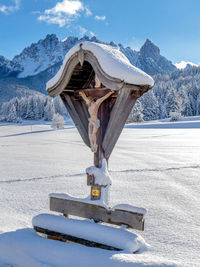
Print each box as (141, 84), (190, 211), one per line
(0, 0), (200, 64)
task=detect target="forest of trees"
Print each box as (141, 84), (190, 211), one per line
(0, 95), (68, 123)
(1, 66), (200, 123)
(131, 66), (200, 122)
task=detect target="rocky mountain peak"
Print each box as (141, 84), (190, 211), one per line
(0, 55), (8, 64)
(140, 39), (160, 59)
(0, 55), (21, 77)
(137, 39), (176, 75)
(0, 35), (177, 79)
(39, 34), (59, 48)
(12, 34), (64, 78)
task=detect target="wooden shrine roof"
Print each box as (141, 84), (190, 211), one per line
(46, 41), (154, 97)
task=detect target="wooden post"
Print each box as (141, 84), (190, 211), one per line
(92, 98), (111, 200)
(94, 98), (110, 168)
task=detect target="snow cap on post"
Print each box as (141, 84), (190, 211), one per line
(46, 41), (154, 97)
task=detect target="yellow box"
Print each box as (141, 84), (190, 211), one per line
(92, 189), (100, 197)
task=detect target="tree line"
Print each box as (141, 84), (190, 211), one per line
(1, 66), (200, 123)
(130, 66), (200, 122)
(0, 95), (68, 123)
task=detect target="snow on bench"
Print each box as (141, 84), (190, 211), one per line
(32, 213), (146, 253)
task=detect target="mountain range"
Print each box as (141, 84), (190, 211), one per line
(0, 34), (177, 105)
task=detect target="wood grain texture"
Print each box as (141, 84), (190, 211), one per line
(50, 196), (144, 231)
(94, 97), (111, 166)
(60, 93), (90, 147)
(70, 95), (89, 134)
(103, 86), (139, 158)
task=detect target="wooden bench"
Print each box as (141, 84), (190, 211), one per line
(50, 194), (145, 231)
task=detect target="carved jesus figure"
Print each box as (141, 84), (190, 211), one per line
(79, 90), (114, 153)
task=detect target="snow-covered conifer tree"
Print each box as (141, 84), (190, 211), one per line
(165, 88), (182, 117)
(51, 113), (65, 129)
(44, 98), (55, 121)
(141, 90), (159, 121)
(196, 94), (200, 115)
(18, 97), (28, 119)
(25, 97), (35, 119)
(6, 104), (21, 122)
(128, 100), (143, 122)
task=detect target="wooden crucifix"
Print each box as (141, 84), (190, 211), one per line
(43, 42), (153, 236)
(79, 90), (115, 153)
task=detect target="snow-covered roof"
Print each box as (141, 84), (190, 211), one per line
(46, 41), (154, 95)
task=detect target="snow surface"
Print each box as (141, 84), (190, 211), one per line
(32, 213), (145, 253)
(125, 116), (200, 129)
(0, 228), (176, 267)
(0, 117), (200, 266)
(46, 41), (154, 90)
(174, 61), (199, 69)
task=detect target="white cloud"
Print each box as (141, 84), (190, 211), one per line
(38, 0), (92, 27)
(45, 0), (83, 16)
(0, 0), (20, 14)
(175, 61), (199, 69)
(95, 15), (106, 21)
(38, 14), (68, 27)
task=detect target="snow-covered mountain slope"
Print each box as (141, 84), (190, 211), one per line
(9, 35), (176, 78)
(175, 60), (199, 69)
(0, 35), (178, 107)
(12, 35), (95, 78)
(0, 55), (21, 78)
(0, 62), (61, 106)
(0, 78), (45, 106)
(12, 34), (64, 78)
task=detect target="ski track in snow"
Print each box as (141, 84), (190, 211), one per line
(0, 121), (200, 266)
(0, 173), (84, 184)
(111, 164), (200, 173)
(1, 165), (199, 185)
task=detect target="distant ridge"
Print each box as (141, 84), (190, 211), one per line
(0, 34), (177, 106)
(0, 34), (176, 79)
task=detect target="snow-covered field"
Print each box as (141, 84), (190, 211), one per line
(0, 118), (199, 266)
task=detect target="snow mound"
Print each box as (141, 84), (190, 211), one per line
(175, 61), (198, 69)
(32, 213), (146, 253)
(86, 159), (112, 205)
(86, 158), (112, 186)
(46, 41), (154, 90)
(0, 228), (178, 267)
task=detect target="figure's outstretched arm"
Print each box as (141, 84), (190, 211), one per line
(79, 91), (90, 105)
(96, 90), (114, 107)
